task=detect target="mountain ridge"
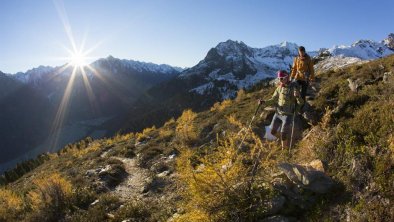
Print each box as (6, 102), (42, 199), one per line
(11, 56), (183, 85)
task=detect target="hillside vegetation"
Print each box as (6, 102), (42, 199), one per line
(0, 55), (393, 221)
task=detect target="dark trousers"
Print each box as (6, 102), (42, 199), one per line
(297, 80), (308, 110)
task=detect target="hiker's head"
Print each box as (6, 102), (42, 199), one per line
(298, 46), (306, 57)
(277, 70), (289, 83)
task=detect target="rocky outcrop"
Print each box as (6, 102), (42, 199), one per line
(267, 160), (335, 216)
(277, 160), (333, 194)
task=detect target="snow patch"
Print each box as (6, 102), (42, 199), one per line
(189, 82), (214, 95)
(314, 56), (367, 72)
(328, 40), (394, 60)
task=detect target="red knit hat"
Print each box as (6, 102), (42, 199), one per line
(277, 70), (288, 78)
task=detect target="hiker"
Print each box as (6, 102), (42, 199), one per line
(259, 70), (304, 149)
(290, 46), (314, 110)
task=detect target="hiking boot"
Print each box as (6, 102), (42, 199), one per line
(302, 112), (314, 124)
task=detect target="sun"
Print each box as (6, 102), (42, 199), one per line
(68, 51), (89, 68)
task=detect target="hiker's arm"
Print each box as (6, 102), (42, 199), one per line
(290, 58), (297, 79)
(294, 87), (304, 107)
(309, 59), (315, 82)
(263, 87), (279, 106)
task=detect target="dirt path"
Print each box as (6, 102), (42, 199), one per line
(112, 157), (151, 201)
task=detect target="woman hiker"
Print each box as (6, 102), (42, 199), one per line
(259, 70), (304, 149)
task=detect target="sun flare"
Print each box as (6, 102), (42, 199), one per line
(68, 51), (89, 68)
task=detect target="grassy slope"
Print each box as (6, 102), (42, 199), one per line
(1, 55), (393, 221)
(295, 55), (394, 221)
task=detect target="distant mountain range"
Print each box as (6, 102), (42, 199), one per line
(1, 33), (393, 173)
(0, 58), (181, 172)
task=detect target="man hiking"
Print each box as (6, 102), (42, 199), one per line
(259, 70), (304, 149)
(290, 46), (314, 110)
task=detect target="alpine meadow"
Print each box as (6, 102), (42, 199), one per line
(1, 1), (393, 221)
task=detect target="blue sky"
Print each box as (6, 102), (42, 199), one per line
(1, 0), (393, 73)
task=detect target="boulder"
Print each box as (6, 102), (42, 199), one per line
(277, 160), (333, 194)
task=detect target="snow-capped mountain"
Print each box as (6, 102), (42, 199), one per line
(327, 39), (393, 60)
(196, 35), (394, 99)
(314, 33), (394, 71)
(14, 66), (58, 85)
(181, 34), (394, 97)
(92, 56), (183, 74)
(13, 57), (182, 86)
(383, 33), (394, 50)
(182, 40), (299, 99)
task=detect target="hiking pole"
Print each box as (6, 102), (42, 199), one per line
(288, 63), (296, 152)
(289, 95), (297, 152)
(237, 102), (262, 150)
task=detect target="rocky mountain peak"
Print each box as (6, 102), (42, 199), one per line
(214, 39), (252, 57)
(383, 33), (394, 50)
(279, 41), (298, 48)
(351, 39), (376, 48)
(253, 41), (299, 60)
(13, 65), (57, 84)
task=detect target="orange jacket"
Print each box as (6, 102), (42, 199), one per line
(290, 54), (315, 81)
